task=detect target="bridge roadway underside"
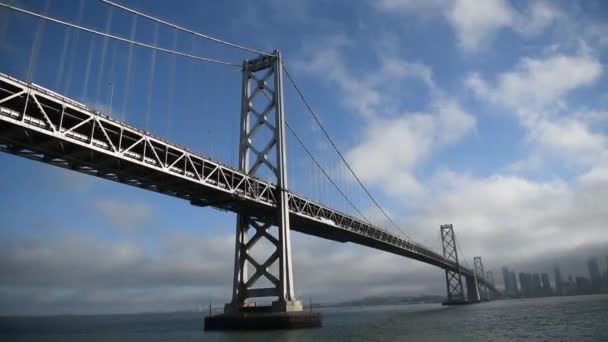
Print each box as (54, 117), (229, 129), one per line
(0, 73), (498, 294)
(0, 118), (448, 267)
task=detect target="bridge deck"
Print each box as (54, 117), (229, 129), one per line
(0, 73), (496, 292)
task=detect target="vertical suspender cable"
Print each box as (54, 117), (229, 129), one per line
(95, 7), (113, 104)
(54, 10), (73, 89)
(100, 0), (271, 56)
(166, 29), (177, 139)
(283, 66), (419, 241)
(81, 35), (95, 101)
(145, 22), (159, 131)
(25, 0), (49, 82)
(121, 15), (137, 122)
(107, 38), (117, 117)
(0, 3), (9, 56)
(64, 0), (85, 95)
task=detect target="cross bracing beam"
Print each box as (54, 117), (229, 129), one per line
(440, 224), (465, 302)
(0, 72), (499, 294)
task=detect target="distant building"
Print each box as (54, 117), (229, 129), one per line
(554, 266), (564, 296)
(588, 257), (602, 293)
(502, 267), (518, 297)
(566, 275), (575, 295)
(576, 276), (591, 294)
(541, 273), (552, 295)
(509, 270), (518, 295)
(502, 267), (511, 294)
(532, 273), (542, 296)
(519, 272), (534, 298)
(605, 256), (608, 291)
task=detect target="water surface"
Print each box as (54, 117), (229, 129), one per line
(1, 294), (607, 341)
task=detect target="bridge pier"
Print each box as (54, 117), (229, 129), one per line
(205, 51), (320, 330)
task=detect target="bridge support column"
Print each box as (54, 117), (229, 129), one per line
(474, 256), (490, 301)
(465, 275), (480, 303)
(440, 224), (467, 305)
(486, 271), (495, 300)
(206, 51), (319, 330)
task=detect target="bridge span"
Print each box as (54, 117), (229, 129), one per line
(0, 2), (499, 329)
(0, 70), (497, 296)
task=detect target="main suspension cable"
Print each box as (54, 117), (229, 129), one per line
(282, 65), (414, 241)
(258, 89), (370, 223)
(286, 122), (371, 224)
(0, 2), (241, 67)
(100, 0), (272, 57)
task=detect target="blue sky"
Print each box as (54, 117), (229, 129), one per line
(0, 0), (607, 315)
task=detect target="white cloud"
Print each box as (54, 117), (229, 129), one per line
(4, 162), (608, 315)
(373, 0), (560, 51)
(95, 200), (152, 232)
(0, 228), (448, 315)
(345, 98), (476, 196)
(379, 57), (436, 91)
(531, 119), (607, 165)
(295, 37), (476, 196)
(295, 35), (383, 118)
(447, 0), (513, 51)
(466, 52), (606, 167)
(407, 167), (608, 269)
(435, 98), (477, 144)
(346, 114), (435, 195)
(466, 54), (602, 112)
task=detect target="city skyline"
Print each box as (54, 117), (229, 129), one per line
(502, 255), (608, 298)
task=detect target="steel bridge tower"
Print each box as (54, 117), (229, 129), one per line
(440, 224), (466, 305)
(474, 256), (489, 301)
(486, 271), (495, 300)
(225, 51), (303, 314)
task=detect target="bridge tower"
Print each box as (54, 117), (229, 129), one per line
(486, 271), (495, 299)
(206, 51), (321, 330)
(223, 51), (303, 315)
(440, 224), (466, 305)
(474, 256), (489, 301)
(466, 273), (481, 303)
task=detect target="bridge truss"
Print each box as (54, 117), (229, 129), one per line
(0, 70), (498, 298)
(0, 0), (502, 315)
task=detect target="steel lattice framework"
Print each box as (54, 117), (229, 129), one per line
(474, 256), (490, 300)
(486, 271), (495, 299)
(0, 71), (500, 299)
(228, 52), (301, 312)
(440, 224), (465, 303)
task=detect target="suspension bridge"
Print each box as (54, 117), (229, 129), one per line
(0, 0), (499, 329)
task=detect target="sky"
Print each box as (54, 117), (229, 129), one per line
(0, 0), (607, 315)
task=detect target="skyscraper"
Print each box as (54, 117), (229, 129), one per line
(533, 273), (543, 296)
(541, 273), (552, 295)
(509, 271), (518, 296)
(588, 257), (602, 293)
(576, 276), (591, 294)
(605, 256), (608, 290)
(519, 272), (533, 297)
(502, 267), (512, 295)
(502, 267), (518, 296)
(554, 266), (563, 296)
